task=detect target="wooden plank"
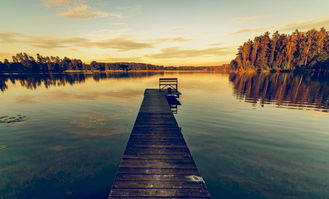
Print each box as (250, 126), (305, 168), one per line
(112, 181), (206, 189)
(108, 89), (211, 198)
(117, 168), (199, 175)
(110, 189), (210, 197)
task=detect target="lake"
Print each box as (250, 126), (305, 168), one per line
(0, 72), (328, 199)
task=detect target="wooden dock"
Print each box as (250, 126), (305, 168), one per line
(108, 89), (211, 199)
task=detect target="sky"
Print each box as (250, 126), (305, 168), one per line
(1, 0), (329, 66)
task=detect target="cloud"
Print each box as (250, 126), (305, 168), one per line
(0, 31), (22, 42)
(92, 38), (154, 51)
(226, 17), (329, 36)
(44, 0), (72, 8)
(26, 36), (89, 49)
(280, 16), (329, 31)
(100, 56), (142, 62)
(156, 36), (192, 43)
(146, 47), (232, 59)
(22, 35), (153, 51)
(43, 0), (118, 19)
(0, 30), (193, 51)
(208, 42), (224, 46)
(58, 4), (111, 19)
(227, 26), (269, 35)
(232, 16), (267, 24)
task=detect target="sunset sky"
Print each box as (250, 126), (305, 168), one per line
(1, 0), (329, 66)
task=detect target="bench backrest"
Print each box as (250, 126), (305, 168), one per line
(159, 78), (178, 90)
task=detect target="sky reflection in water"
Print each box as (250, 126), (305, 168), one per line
(0, 72), (328, 199)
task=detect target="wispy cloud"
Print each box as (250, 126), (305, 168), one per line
(146, 47), (231, 59)
(26, 36), (153, 51)
(227, 26), (269, 35)
(43, 0), (120, 19)
(0, 31), (22, 42)
(280, 16), (329, 31)
(208, 42), (224, 46)
(232, 16), (267, 24)
(99, 56), (142, 62)
(91, 38), (154, 51)
(156, 36), (193, 43)
(227, 17), (329, 36)
(1, 30), (193, 51)
(26, 36), (88, 48)
(44, 0), (72, 8)
(58, 4), (112, 18)
(89, 36), (191, 51)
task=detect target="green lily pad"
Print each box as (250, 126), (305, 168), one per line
(0, 115), (27, 124)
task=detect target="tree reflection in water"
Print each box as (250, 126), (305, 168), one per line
(229, 72), (329, 112)
(0, 72), (164, 92)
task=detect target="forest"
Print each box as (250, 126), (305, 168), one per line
(230, 28), (329, 71)
(0, 53), (211, 73)
(0, 53), (166, 73)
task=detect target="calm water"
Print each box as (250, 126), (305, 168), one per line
(0, 72), (328, 199)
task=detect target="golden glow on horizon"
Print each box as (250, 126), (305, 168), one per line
(0, 0), (329, 65)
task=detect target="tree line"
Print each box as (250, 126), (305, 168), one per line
(0, 53), (167, 73)
(0, 53), (214, 73)
(230, 28), (329, 71)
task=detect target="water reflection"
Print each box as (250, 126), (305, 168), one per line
(0, 72), (164, 92)
(229, 72), (329, 112)
(70, 113), (124, 136)
(0, 72), (328, 199)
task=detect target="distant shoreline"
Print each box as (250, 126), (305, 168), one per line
(1, 68), (328, 75)
(0, 69), (221, 75)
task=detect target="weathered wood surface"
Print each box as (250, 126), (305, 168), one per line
(109, 89), (211, 199)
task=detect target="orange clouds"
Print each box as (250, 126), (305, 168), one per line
(58, 4), (111, 19)
(0, 31), (194, 52)
(146, 47), (232, 59)
(0, 31), (22, 42)
(280, 17), (329, 31)
(43, 0), (119, 19)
